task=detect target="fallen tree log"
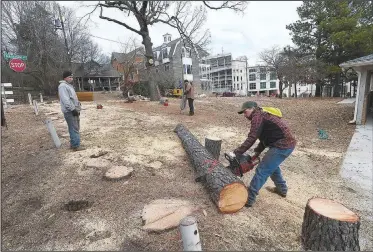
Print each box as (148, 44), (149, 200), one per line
(174, 124), (248, 213)
(301, 197), (360, 251)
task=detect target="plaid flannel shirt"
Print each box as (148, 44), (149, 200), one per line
(234, 108), (296, 155)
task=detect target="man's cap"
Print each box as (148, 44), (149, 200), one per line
(238, 101), (258, 114)
(63, 70), (73, 79)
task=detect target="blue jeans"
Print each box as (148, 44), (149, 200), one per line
(248, 147), (294, 205)
(64, 112), (80, 148)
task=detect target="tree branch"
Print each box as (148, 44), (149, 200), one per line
(202, 1), (247, 12)
(99, 6), (143, 36)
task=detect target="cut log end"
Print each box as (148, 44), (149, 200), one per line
(205, 136), (221, 141)
(218, 183), (248, 213)
(302, 197), (361, 251)
(308, 198), (359, 223)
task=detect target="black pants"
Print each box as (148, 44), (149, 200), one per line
(188, 98), (194, 113)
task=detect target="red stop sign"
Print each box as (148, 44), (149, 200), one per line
(9, 58), (26, 72)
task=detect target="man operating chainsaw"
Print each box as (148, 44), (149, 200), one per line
(233, 101), (296, 207)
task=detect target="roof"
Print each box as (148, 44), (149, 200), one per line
(340, 54), (373, 68)
(152, 38), (181, 61)
(112, 47), (145, 63)
(74, 61), (121, 78)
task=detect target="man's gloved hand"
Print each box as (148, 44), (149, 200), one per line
(72, 109), (79, 117)
(228, 151), (236, 158)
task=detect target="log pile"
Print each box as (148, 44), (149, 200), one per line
(174, 124), (247, 213)
(301, 197), (360, 251)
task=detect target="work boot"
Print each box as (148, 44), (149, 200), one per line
(245, 201), (254, 208)
(266, 186), (287, 197)
(71, 146), (86, 152)
(189, 111), (194, 116)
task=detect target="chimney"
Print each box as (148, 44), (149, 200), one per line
(163, 33), (172, 43)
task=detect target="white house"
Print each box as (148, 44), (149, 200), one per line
(340, 54), (373, 125)
(283, 83), (316, 97)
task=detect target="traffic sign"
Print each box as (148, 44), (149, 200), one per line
(3, 52), (27, 61)
(9, 58), (26, 72)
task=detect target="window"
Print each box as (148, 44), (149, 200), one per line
(249, 68), (256, 73)
(164, 37), (167, 43)
(249, 83), (256, 90)
(270, 72), (276, 80)
(183, 64), (192, 74)
(164, 64), (170, 71)
(153, 52), (157, 60)
(260, 82), (266, 89)
(270, 82), (276, 88)
(168, 37), (171, 42)
(241, 76), (243, 81)
(249, 74), (256, 81)
(260, 73), (266, 80)
(240, 70), (242, 73)
(162, 48), (168, 59)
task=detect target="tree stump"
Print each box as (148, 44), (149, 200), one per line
(205, 137), (222, 160)
(301, 197), (360, 251)
(174, 124), (248, 213)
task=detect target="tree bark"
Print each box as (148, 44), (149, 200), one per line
(205, 137), (222, 160)
(278, 80), (283, 99)
(315, 79), (322, 97)
(174, 124), (248, 213)
(142, 33), (160, 101)
(301, 197), (360, 251)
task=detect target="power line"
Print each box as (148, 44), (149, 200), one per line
(90, 34), (128, 45)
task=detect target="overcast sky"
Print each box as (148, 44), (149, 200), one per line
(58, 1), (302, 65)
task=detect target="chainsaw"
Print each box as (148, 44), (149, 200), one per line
(224, 152), (260, 177)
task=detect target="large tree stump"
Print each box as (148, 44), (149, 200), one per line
(174, 124), (248, 213)
(301, 197), (360, 251)
(205, 137), (222, 160)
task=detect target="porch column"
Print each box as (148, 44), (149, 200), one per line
(108, 78), (112, 92)
(353, 67), (369, 124)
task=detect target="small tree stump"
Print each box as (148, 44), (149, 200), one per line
(205, 137), (222, 160)
(301, 197), (360, 251)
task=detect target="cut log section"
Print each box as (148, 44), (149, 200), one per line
(174, 124), (248, 214)
(205, 137), (222, 160)
(301, 197), (360, 251)
(141, 199), (200, 232)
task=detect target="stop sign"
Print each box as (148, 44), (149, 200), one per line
(9, 58), (26, 72)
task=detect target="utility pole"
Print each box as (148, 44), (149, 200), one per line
(57, 5), (71, 69)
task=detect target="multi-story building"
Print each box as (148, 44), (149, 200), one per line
(199, 53), (248, 95)
(247, 65), (279, 96)
(112, 33), (208, 94)
(151, 33), (208, 93)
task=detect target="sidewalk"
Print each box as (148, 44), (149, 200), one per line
(340, 115), (372, 192)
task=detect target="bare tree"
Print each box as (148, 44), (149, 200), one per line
(259, 46), (287, 98)
(80, 1), (248, 101)
(1, 1), (108, 96)
(114, 38), (146, 97)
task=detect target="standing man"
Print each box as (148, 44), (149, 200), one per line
(184, 80), (195, 116)
(58, 70), (84, 151)
(233, 101), (296, 207)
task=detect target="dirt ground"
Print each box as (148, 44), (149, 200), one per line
(2, 92), (372, 251)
